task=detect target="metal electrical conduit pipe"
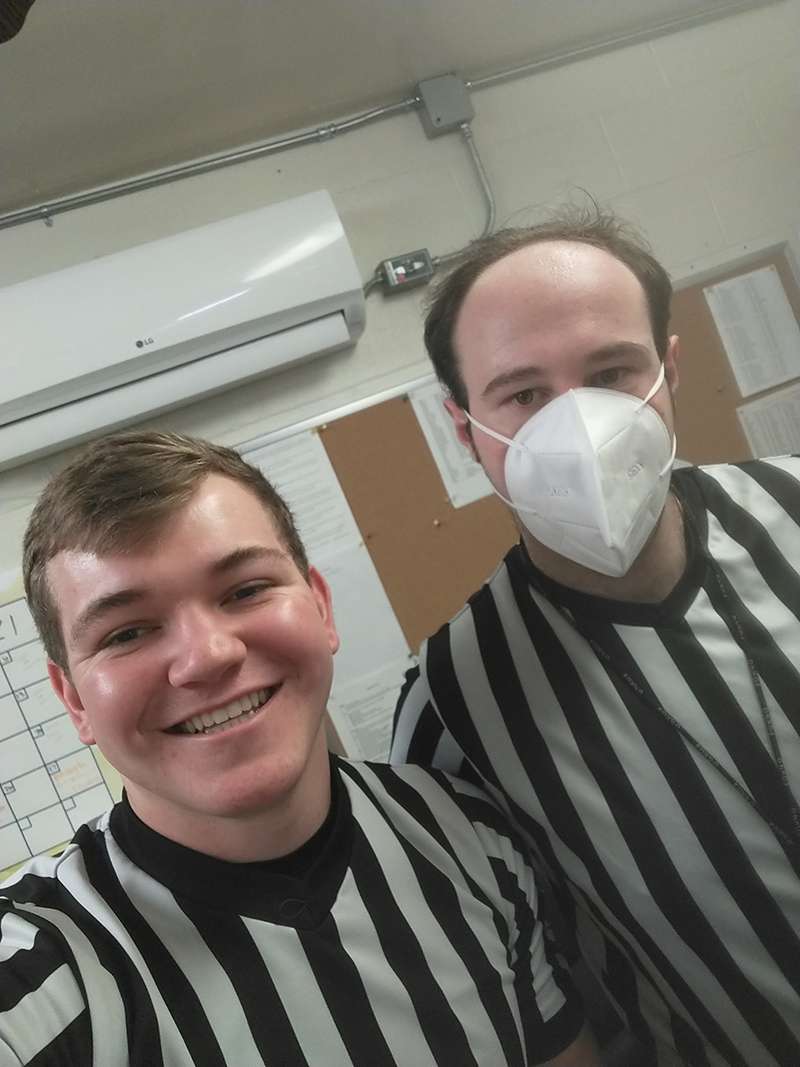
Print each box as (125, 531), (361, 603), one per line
(0, 0), (775, 237)
(363, 0), (779, 293)
(0, 96), (421, 232)
(361, 119), (497, 297)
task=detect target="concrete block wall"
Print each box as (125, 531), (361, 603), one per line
(1, 0), (799, 574)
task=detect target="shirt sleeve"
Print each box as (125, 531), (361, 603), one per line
(454, 783), (585, 1064)
(391, 663), (468, 773)
(0, 905), (91, 1066)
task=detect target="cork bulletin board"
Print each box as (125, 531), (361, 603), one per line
(314, 249), (800, 653)
(671, 249), (800, 465)
(319, 396), (518, 653)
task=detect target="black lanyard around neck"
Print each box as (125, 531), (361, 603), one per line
(551, 525), (800, 859)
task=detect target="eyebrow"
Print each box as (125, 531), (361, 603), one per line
(210, 545), (290, 574)
(480, 342), (652, 399)
(70, 589), (146, 646)
(69, 544), (291, 644)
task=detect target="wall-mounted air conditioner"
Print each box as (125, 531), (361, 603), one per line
(0, 189), (365, 470)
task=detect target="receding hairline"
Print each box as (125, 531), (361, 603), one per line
(459, 237), (651, 300)
(451, 238), (654, 353)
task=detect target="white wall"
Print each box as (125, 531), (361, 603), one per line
(2, 0), (799, 574)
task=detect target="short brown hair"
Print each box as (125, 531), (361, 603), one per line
(23, 430), (309, 669)
(425, 205), (673, 409)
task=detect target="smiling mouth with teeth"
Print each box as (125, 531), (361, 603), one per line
(168, 687), (278, 736)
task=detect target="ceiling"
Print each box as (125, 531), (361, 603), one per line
(0, 0), (771, 218)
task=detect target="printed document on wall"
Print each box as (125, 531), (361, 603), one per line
(0, 574), (120, 878)
(243, 430), (410, 759)
(738, 381), (800, 456)
(704, 266), (800, 398)
(328, 658), (411, 761)
(409, 379), (493, 507)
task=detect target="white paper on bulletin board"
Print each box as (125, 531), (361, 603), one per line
(409, 379), (493, 507)
(737, 380), (800, 457)
(704, 265), (800, 398)
(328, 657), (412, 762)
(0, 574), (121, 880)
(243, 430), (410, 758)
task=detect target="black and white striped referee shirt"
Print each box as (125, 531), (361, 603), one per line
(391, 457), (800, 1067)
(0, 758), (581, 1066)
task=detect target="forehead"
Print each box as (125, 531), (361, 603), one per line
(467, 239), (646, 306)
(47, 475), (285, 608)
(454, 240), (651, 364)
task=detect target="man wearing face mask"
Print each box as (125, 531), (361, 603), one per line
(390, 208), (800, 1067)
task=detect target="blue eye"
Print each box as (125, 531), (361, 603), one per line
(594, 368), (623, 387)
(230, 583), (270, 602)
(105, 626), (146, 647)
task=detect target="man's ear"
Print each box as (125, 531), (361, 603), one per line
(308, 566), (340, 656)
(47, 661), (96, 746)
(664, 334), (680, 396)
(444, 397), (479, 461)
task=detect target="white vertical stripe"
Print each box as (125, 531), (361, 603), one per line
(104, 838), (262, 1066)
(705, 460), (800, 577)
(0, 965), (84, 1064)
(58, 841), (194, 1065)
(345, 770), (512, 1064)
(389, 673), (426, 762)
(243, 919), (353, 1065)
(323, 869), (438, 1066)
(9, 901), (128, 1067)
(0, 911), (36, 962)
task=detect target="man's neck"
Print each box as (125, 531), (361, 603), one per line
(521, 491), (687, 604)
(125, 741), (333, 864)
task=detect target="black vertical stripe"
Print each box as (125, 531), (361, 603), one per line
(0, 910), (78, 1012)
(601, 939), (652, 1051)
(348, 771), (529, 1064)
(671, 1008), (711, 1067)
(9, 860), (164, 1067)
(728, 458), (800, 527)
(695, 465), (800, 630)
(349, 764), (501, 923)
(490, 859), (546, 1059)
(298, 907), (396, 1065)
(501, 559), (748, 1066)
(448, 573), (583, 914)
(404, 697), (446, 765)
(27, 1009), (93, 1067)
(175, 908), (307, 1065)
(393, 667), (419, 736)
(425, 608), (501, 789)
(346, 818), (484, 1066)
(700, 544), (800, 738)
(658, 614), (800, 873)
(582, 618), (800, 1062)
(393, 462), (800, 1065)
(76, 833), (225, 1067)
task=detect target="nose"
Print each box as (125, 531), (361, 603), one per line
(167, 608), (247, 689)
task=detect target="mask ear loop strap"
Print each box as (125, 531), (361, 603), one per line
(636, 361), (676, 477)
(661, 434), (677, 477)
(469, 363), (668, 445)
(461, 410), (542, 515)
(464, 361), (675, 508)
(462, 410), (516, 449)
(637, 360), (667, 409)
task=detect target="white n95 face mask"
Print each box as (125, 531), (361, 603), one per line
(465, 363), (677, 577)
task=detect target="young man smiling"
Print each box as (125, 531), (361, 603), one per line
(0, 430), (597, 1067)
(391, 209), (800, 1066)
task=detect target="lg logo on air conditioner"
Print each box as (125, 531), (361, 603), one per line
(135, 337), (155, 349)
